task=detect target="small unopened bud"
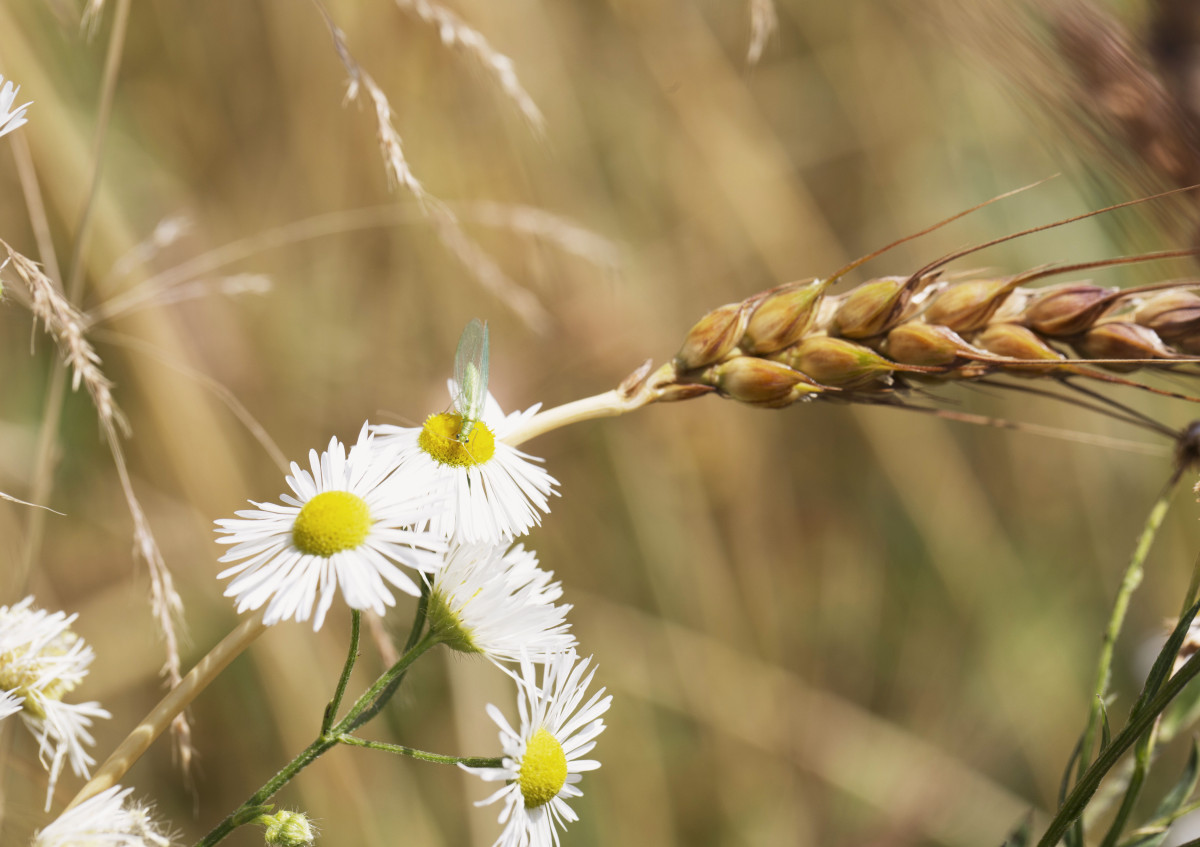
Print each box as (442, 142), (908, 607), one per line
(676, 301), (751, 370)
(708, 357), (824, 407)
(777, 336), (896, 389)
(884, 322), (975, 367)
(973, 323), (1065, 374)
(1074, 321), (1175, 371)
(1023, 283), (1115, 337)
(742, 278), (829, 354)
(257, 810), (316, 847)
(1134, 289), (1200, 340)
(831, 277), (907, 339)
(922, 279), (1014, 333)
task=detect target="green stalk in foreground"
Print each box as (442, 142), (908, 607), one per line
(194, 620), (444, 847)
(1069, 480), (1178, 846)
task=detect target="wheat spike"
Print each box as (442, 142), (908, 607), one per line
(663, 262), (1200, 417)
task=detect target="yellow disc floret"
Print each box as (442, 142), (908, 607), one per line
(518, 727), (568, 809)
(292, 490), (371, 556)
(0, 632), (79, 718)
(418, 413), (496, 467)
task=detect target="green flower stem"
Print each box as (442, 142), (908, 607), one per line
(1039, 641), (1200, 846)
(321, 611), (361, 735)
(338, 734), (502, 768)
(1071, 486), (1174, 844)
(347, 582), (430, 733)
(194, 628), (441, 847)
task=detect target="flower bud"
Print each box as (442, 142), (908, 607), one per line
(1133, 289), (1200, 340)
(258, 810), (316, 847)
(776, 336), (896, 389)
(1023, 283), (1115, 337)
(922, 278), (1014, 333)
(742, 279), (829, 354)
(972, 323), (1065, 375)
(708, 357), (825, 407)
(1073, 321), (1175, 371)
(676, 301), (751, 371)
(884, 322), (975, 367)
(831, 277), (908, 339)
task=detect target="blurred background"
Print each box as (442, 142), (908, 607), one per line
(2, 0), (1200, 844)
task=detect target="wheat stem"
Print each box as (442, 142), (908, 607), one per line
(66, 611), (268, 809)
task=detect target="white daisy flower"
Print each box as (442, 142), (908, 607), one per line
(33, 784), (175, 847)
(427, 542), (575, 665)
(372, 387), (558, 545)
(215, 422), (446, 631)
(0, 597), (109, 809)
(0, 75), (30, 138)
(462, 651), (611, 847)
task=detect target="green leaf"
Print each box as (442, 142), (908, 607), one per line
(1130, 601), (1200, 722)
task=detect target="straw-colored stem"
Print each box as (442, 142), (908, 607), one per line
(67, 611), (268, 808)
(65, 0), (131, 301)
(503, 384), (660, 448)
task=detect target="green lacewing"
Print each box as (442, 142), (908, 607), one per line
(453, 318), (489, 442)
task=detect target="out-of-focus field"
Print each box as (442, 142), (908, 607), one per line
(2, 1), (1199, 845)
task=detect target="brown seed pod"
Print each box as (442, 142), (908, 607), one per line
(774, 336), (898, 390)
(884, 322), (979, 368)
(1023, 282), (1117, 336)
(921, 278), (1015, 333)
(1134, 288), (1200, 339)
(1073, 321), (1179, 370)
(830, 277), (910, 339)
(676, 301), (752, 371)
(972, 323), (1067, 375)
(742, 279), (829, 354)
(706, 357), (825, 408)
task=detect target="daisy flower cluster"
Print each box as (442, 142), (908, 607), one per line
(0, 597), (109, 810)
(213, 320), (611, 846)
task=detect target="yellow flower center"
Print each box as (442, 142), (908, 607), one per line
(292, 490), (372, 556)
(417, 413), (496, 467)
(0, 634), (79, 719)
(518, 727), (568, 809)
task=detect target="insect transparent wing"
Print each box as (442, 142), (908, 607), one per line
(453, 318), (490, 424)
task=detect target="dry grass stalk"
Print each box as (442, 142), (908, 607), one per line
(392, 0), (545, 133)
(312, 0), (553, 330)
(2, 240), (194, 768)
(747, 0), (778, 66)
(3, 242), (126, 433)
